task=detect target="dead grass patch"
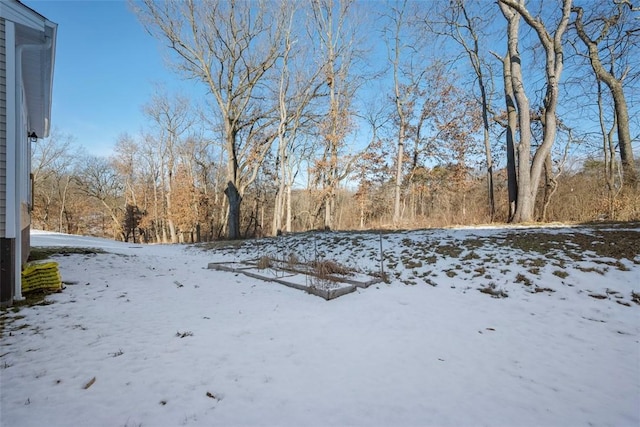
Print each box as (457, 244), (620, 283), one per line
(515, 273), (533, 286)
(310, 260), (352, 277)
(479, 283), (508, 298)
(435, 243), (464, 258)
(502, 228), (639, 264)
(257, 256), (272, 269)
(552, 270), (569, 279)
(28, 247), (104, 262)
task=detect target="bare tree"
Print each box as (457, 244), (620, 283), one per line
(572, 2), (637, 187)
(420, 62), (483, 222)
(498, 0), (573, 223)
(309, 0), (360, 230)
(143, 91), (193, 243)
(387, 0), (408, 226)
(491, 10), (521, 222)
(112, 133), (140, 209)
(134, 0), (286, 239)
(433, 0), (498, 221)
(383, 0), (427, 226)
(596, 78), (625, 217)
(76, 156), (126, 240)
(353, 95), (393, 228)
(112, 134), (142, 242)
(271, 3), (324, 236)
(139, 132), (165, 242)
(31, 129), (82, 232)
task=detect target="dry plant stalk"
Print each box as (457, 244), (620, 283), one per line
(83, 377), (96, 390)
(257, 256), (272, 270)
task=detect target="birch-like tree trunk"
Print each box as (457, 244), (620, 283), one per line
(271, 5), (323, 236)
(388, 0), (409, 227)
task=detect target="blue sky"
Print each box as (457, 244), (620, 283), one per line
(23, 0), (201, 156)
(22, 0), (638, 161)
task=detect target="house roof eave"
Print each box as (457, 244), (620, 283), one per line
(12, 9), (57, 139)
(0, 0), (47, 33)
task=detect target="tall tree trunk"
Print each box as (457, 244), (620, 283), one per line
(152, 178), (161, 243)
(499, 0), (572, 223)
(573, 6), (637, 188)
(272, 27), (290, 237)
(610, 81), (636, 188)
(541, 152), (555, 221)
(499, 1), (532, 222)
(225, 181), (242, 240)
(285, 182), (292, 232)
(272, 104), (288, 236)
(160, 172), (169, 243)
(225, 125), (242, 239)
(481, 113), (494, 222)
(453, 0), (495, 221)
(58, 176), (70, 233)
(324, 196), (332, 230)
(393, 132), (404, 226)
(502, 52), (519, 222)
(166, 147), (178, 243)
(166, 192), (177, 243)
(598, 79), (621, 218)
(390, 2), (408, 227)
(272, 133), (287, 236)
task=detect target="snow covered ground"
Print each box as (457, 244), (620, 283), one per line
(1, 225), (639, 427)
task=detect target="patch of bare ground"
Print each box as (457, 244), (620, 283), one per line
(500, 227), (639, 266)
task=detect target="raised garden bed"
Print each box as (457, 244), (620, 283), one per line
(207, 259), (382, 300)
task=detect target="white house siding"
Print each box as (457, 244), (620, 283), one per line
(0, 18), (6, 237)
(20, 84), (29, 262)
(1, 1), (56, 306)
(0, 17), (10, 307)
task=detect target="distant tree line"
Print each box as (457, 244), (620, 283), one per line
(31, 0), (639, 242)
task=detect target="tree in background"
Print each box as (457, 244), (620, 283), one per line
(309, 0), (360, 230)
(382, 0), (429, 226)
(353, 103), (392, 228)
(421, 63), (483, 222)
(572, 2), (638, 188)
(498, 0), (573, 223)
(36, 1), (639, 241)
(142, 91), (193, 243)
(491, 9), (520, 223)
(134, 0), (287, 239)
(76, 156), (125, 240)
(429, 0), (498, 221)
(112, 134), (141, 238)
(31, 129), (81, 233)
(271, 3), (325, 236)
